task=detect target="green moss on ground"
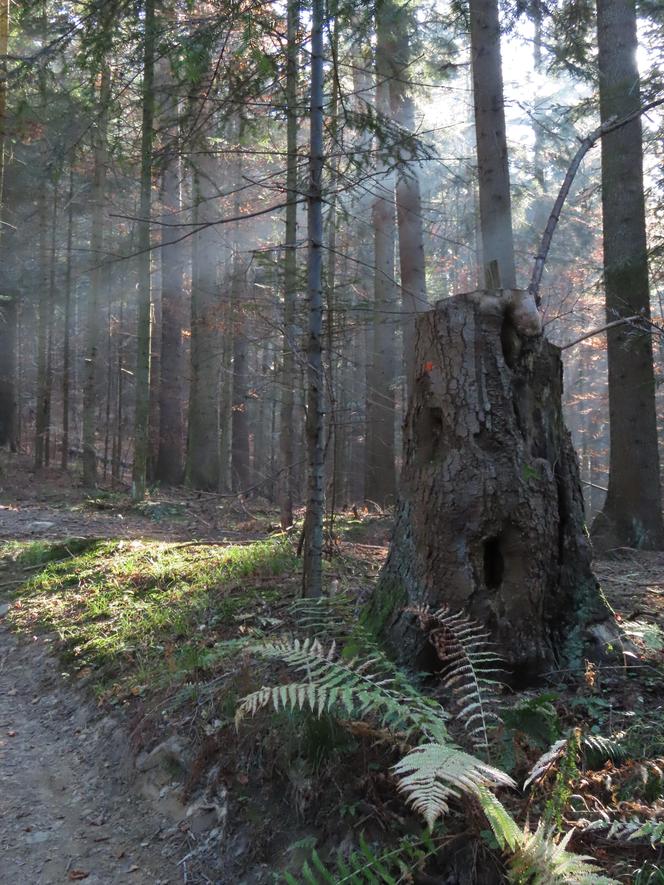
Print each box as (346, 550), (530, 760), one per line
(2, 537), (299, 699)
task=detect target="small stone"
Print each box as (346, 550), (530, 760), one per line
(0, 603), (10, 617)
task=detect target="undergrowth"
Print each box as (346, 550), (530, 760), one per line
(2, 537), (298, 698)
(3, 538), (664, 882)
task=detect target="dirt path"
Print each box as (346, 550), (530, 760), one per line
(0, 613), (184, 884)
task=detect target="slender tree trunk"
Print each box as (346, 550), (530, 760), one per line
(325, 11), (340, 532)
(0, 292), (16, 449)
(303, 0), (325, 597)
(0, 0), (15, 451)
(83, 64), (111, 485)
(388, 2), (428, 391)
(279, 0), (299, 528)
(132, 0), (155, 501)
(112, 292), (125, 485)
(230, 125), (251, 492)
(469, 0), (517, 288)
(34, 179), (50, 468)
(155, 71), (185, 484)
(44, 177), (59, 466)
(591, 0), (664, 550)
(61, 162), (75, 469)
(186, 161), (222, 490)
(365, 12), (397, 508)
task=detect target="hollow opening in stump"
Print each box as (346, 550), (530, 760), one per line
(483, 535), (504, 589)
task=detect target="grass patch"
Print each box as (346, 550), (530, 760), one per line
(0, 537), (104, 566)
(6, 537), (299, 699)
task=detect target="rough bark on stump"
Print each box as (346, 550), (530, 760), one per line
(368, 291), (617, 680)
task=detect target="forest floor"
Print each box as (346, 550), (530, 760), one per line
(1, 451), (664, 883)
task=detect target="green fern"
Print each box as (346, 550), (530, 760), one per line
(409, 605), (504, 753)
(235, 637), (450, 742)
(289, 595), (359, 641)
(479, 791), (620, 883)
(393, 742), (515, 828)
(477, 786), (524, 852)
(525, 731), (624, 791)
(508, 824), (620, 884)
(282, 833), (434, 884)
(630, 819), (664, 846)
(581, 734), (625, 769)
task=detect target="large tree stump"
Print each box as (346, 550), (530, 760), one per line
(368, 291), (618, 681)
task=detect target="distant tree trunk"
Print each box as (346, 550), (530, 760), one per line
(365, 11), (397, 508)
(389, 2), (428, 390)
(61, 161), (75, 469)
(83, 63), (111, 486)
(155, 75), (185, 485)
(469, 0), (517, 289)
(112, 290), (125, 485)
(44, 177), (59, 466)
(279, 0), (299, 529)
(186, 161), (222, 491)
(529, 0), (546, 191)
(367, 294), (618, 677)
(231, 255), (251, 491)
(591, 0), (664, 551)
(0, 0), (15, 451)
(34, 179), (50, 468)
(325, 12), (341, 529)
(230, 125), (251, 492)
(303, 0), (325, 598)
(0, 294), (16, 449)
(132, 0), (155, 502)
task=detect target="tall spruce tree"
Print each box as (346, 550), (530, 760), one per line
(591, 0), (664, 550)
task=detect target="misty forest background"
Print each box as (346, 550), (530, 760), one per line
(0, 0), (662, 553)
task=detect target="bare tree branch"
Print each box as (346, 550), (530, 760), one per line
(529, 96), (664, 306)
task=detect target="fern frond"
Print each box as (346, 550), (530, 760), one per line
(235, 637), (449, 742)
(524, 738), (569, 790)
(289, 595), (358, 641)
(581, 734), (626, 769)
(409, 605), (504, 753)
(477, 786), (523, 851)
(630, 819), (664, 846)
(393, 742), (516, 828)
(525, 732), (628, 792)
(508, 823), (620, 884)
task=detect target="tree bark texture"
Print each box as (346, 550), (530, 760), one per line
(591, 0), (664, 551)
(368, 292), (617, 678)
(303, 0), (325, 598)
(279, 0), (299, 529)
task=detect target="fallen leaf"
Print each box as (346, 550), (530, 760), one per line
(7, 730), (16, 737)
(68, 871), (89, 881)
